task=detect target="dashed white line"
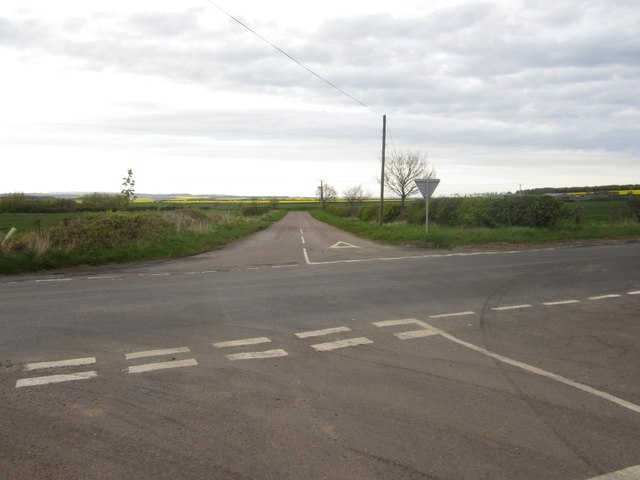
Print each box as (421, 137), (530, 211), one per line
(629, 290), (640, 295)
(311, 337), (373, 352)
(34, 278), (72, 283)
(394, 329), (439, 340)
(543, 300), (581, 306)
(125, 347), (190, 361)
(589, 294), (623, 301)
(303, 248), (311, 265)
(16, 371), (97, 388)
(23, 357), (96, 372)
(373, 319), (421, 328)
(301, 235), (306, 244)
(128, 359), (198, 374)
(586, 465), (640, 479)
(213, 337), (271, 348)
(492, 304), (532, 311)
(429, 311), (475, 319)
(295, 326), (352, 339)
(226, 349), (289, 361)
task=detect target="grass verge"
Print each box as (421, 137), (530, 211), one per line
(311, 210), (640, 248)
(0, 210), (285, 274)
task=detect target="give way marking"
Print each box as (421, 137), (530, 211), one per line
(375, 319), (640, 416)
(330, 241), (359, 249)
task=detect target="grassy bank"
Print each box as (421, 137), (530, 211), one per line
(0, 210), (285, 274)
(311, 210), (640, 248)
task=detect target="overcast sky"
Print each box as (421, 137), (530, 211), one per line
(1, 0), (638, 197)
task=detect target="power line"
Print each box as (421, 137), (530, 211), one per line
(204, 0), (381, 116)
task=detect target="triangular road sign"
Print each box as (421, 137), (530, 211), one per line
(330, 241), (360, 249)
(414, 178), (440, 199)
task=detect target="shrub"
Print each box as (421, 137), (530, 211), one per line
(48, 212), (175, 251)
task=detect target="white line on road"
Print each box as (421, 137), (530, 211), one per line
(492, 304), (533, 311)
(373, 319), (422, 328)
(394, 329), (439, 340)
(226, 349), (288, 361)
(429, 311), (475, 319)
(543, 300), (581, 306)
(311, 337), (373, 352)
(128, 359), (198, 374)
(23, 357), (96, 371)
(301, 236), (306, 244)
(416, 320), (640, 416)
(303, 248), (311, 265)
(86, 275), (124, 280)
(589, 294), (623, 300)
(628, 290), (640, 295)
(295, 326), (352, 339)
(213, 337), (271, 348)
(586, 465), (640, 479)
(125, 347), (190, 360)
(34, 278), (72, 283)
(16, 371), (97, 388)
(299, 229), (304, 235)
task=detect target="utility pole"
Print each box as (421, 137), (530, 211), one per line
(379, 114), (386, 226)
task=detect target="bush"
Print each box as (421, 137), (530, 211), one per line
(455, 196), (565, 228)
(326, 206), (350, 217)
(48, 212), (175, 251)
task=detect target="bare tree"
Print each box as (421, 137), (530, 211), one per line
(384, 150), (435, 208)
(343, 185), (370, 216)
(316, 180), (337, 209)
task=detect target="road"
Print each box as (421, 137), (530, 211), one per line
(1, 212), (639, 480)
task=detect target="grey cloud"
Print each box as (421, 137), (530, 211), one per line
(2, 1), (638, 154)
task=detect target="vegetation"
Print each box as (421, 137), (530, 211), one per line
(0, 209), (285, 274)
(383, 150), (435, 208)
(311, 196), (640, 249)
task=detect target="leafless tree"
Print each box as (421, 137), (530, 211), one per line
(384, 150), (435, 208)
(343, 185), (370, 216)
(316, 180), (337, 209)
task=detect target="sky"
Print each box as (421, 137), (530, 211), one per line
(0, 0), (638, 198)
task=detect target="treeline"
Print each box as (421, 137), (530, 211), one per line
(329, 196), (567, 228)
(524, 184), (640, 195)
(0, 193), (146, 213)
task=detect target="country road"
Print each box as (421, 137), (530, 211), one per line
(1, 212), (639, 480)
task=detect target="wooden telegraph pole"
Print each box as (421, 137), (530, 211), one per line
(379, 114), (386, 226)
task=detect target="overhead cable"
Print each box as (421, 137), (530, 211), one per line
(204, 0), (381, 116)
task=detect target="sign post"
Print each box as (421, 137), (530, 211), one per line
(414, 178), (440, 235)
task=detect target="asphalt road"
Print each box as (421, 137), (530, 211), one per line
(1, 212), (639, 480)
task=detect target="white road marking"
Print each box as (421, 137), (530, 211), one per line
(295, 326), (352, 339)
(311, 337), (373, 352)
(492, 304), (532, 311)
(128, 358), (198, 374)
(299, 229), (304, 235)
(330, 241), (359, 249)
(628, 290), (640, 295)
(16, 371), (97, 388)
(301, 236), (306, 244)
(589, 294), (623, 300)
(586, 465), (640, 479)
(373, 319), (422, 328)
(86, 275), (124, 280)
(429, 311), (475, 319)
(303, 248), (311, 265)
(394, 329), (439, 340)
(125, 347), (190, 360)
(34, 278), (72, 283)
(24, 357), (96, 372)
(414, 320), (640, 415)
(226, 349), (288, 361)
(543, 300), (580, 306)
(213, 337), (271, 348)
